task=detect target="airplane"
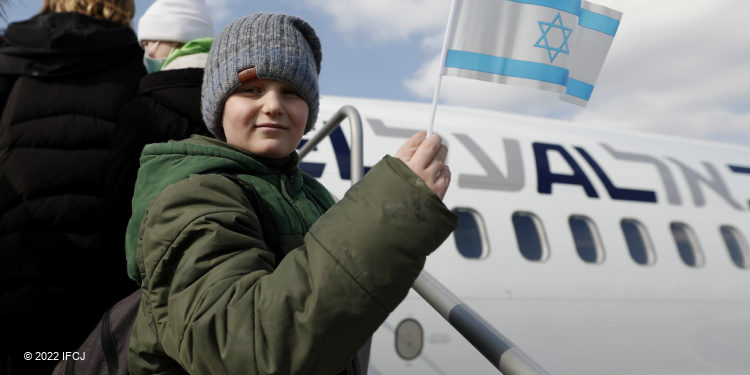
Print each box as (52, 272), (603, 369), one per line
(298, 95), (750, 375)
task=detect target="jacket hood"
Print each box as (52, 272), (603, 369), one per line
(0, 12), (141, 77)
(124, 135), (300, 283)
(139, 68), (205, 123)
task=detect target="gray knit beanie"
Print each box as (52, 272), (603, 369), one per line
(202, 13), (322, 140)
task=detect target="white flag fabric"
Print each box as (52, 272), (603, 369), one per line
(442, 0), (622, 106)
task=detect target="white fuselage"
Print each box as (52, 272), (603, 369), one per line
(301, 96), (750, 375)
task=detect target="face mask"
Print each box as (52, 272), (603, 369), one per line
(143, 55), (167, 74)
(142, 42), (175, 74)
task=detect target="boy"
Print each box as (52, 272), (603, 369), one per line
(125, 13), (457, 375)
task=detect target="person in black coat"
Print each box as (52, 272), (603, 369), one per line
(0, 0), (144, 373)
(103, 0), (216, 276)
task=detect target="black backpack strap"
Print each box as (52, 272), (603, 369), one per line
(210, 172), (284, 263)
(65, 352), (76, 375)
(63, 302), (126, 375)
(101, 306), (120, 375)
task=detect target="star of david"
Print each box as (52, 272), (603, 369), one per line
(534, 12), (573, 63)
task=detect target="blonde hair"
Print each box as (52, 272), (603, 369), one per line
(41, 0), (135, 25)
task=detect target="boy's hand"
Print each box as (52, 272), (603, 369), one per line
(394, 131), (451, 200)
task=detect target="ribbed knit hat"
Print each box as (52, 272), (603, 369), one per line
(202, 13), (322, 140)
(137, 0), (215, 44)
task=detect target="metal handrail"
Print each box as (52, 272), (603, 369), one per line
(299, 105), (550, 375)
(298, 105), (364, 185)
(412, 271), (551, 375)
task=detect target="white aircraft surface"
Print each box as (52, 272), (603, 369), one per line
(300, 95), (750, 375)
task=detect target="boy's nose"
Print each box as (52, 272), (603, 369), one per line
(261, 89), (283, 115)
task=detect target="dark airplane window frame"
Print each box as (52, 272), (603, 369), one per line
(569, 215), (605, 264)
(621, 219), (656, 266)
(512, 211), (550, 262)
(452, 207), (489, 260)
(395, 318), (423, 360)
(670, 222), (705, 268)
(719, 225), (749, 269)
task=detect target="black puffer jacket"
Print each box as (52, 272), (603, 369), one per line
(103, 67), (212, 259)
(0, 11), (145, 373)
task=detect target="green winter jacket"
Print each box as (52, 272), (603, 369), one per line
(125, 135), (458, 375)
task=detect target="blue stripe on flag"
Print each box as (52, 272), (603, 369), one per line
(446, 50), (569, 86)
(579, 9), (620, 36)
(508, 0), (581, 15)
(565, 78), (594, 100)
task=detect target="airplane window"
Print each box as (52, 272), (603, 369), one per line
(395, 318), (423, 360)
(670, 223), (705, 268)
(569, 216), (605, 263)
(452, 208), (489, 259)
(720, 226), (749, 269)
(621, 219), (656, 266)
(512, 212), (549, 262)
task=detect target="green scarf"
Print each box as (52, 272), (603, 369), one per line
(163, 37), (213, 68)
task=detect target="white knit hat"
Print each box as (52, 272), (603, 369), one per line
(137, 0), (216, 44)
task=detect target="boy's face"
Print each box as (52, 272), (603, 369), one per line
(222, 76), (308, 158)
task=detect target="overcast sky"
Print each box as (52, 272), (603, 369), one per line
(3, 0), (749, 146)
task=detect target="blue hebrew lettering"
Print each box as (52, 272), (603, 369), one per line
(533, 143), (598, 197)
(575, 147), (656, 203)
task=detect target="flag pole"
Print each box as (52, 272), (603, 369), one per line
(427, 0), (461, 137)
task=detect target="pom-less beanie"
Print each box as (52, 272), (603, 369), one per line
(137, 0), (215, 44)
(201, 13), (322, 140)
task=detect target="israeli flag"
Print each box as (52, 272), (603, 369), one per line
(442, 0), (622, 106)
